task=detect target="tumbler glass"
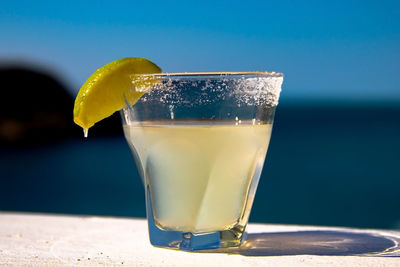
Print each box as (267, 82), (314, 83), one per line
(121, 72), (283, 251)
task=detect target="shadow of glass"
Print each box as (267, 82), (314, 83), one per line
(204, 230), (400, 257)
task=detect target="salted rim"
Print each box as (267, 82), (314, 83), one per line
(134, 71), (283, 78)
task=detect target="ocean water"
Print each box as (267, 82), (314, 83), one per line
(1, 103), (399, 230)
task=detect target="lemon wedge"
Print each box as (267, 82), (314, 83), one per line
(73, 57), (162, 136)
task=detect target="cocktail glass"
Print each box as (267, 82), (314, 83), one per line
(121, 72), (283, 251)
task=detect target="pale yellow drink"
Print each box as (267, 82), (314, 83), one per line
(124, 121), (272, 233)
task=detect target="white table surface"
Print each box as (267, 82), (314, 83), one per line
(0, 212), (399, 266)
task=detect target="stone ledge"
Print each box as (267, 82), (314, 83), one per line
(0, 212), (399, 266)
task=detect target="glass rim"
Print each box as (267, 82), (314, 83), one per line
(133, 71), (283, 78)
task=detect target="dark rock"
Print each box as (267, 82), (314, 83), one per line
(0, 65), (122, 148)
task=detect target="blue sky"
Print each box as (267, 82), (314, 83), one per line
(0, 0), (399, 100)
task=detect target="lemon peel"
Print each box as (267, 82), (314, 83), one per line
(73, 57), (161, 136)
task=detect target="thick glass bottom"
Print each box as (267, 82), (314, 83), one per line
(145, 187), (247, 251)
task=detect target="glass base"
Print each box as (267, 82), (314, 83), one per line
(145, 187), (247, 251)
(148, 218), (247, 251)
